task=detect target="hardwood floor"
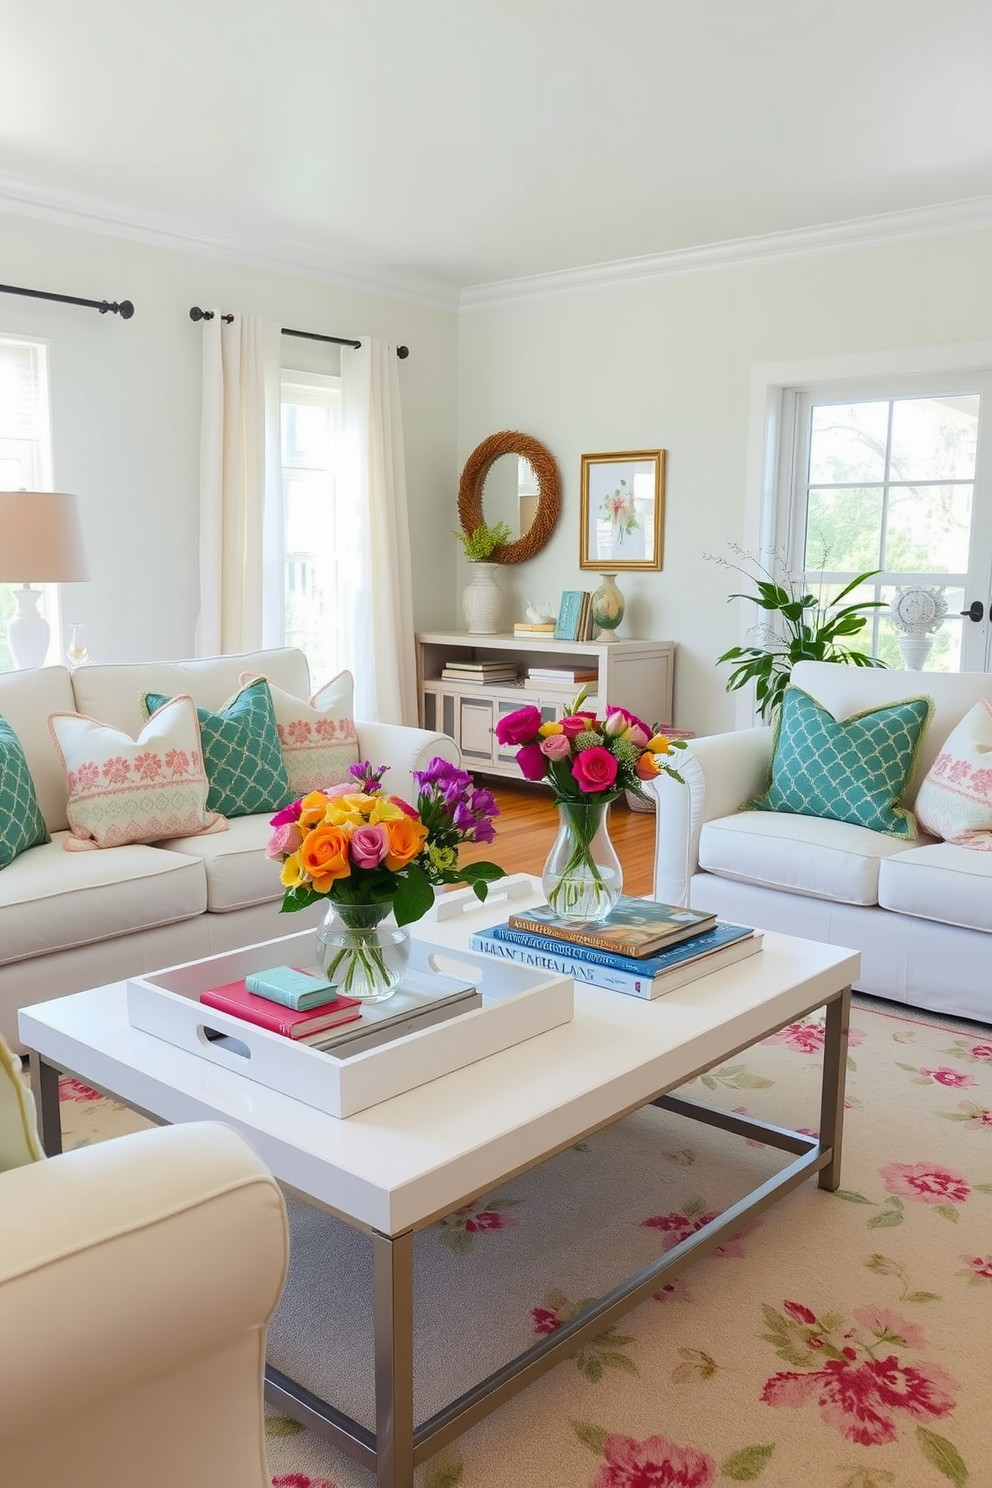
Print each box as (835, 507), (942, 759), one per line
(458, 780), (657, 897)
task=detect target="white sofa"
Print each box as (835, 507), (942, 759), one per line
(652, 659), (992, 1024)
(0, 647), (460, 1049)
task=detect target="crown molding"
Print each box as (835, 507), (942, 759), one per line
(460, 195), (992, 310)
(0, 171), (461, 313)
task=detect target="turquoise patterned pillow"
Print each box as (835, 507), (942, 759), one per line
(746, 685), (933, 839)
(142, 679), (292, 819)
(0, 715), (49, 869)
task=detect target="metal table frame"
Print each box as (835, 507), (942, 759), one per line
(29, 983), (849, 1488)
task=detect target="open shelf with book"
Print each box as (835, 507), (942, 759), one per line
(416, 631), (675, 779)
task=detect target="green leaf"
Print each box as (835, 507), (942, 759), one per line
(896, 1062), (920, 1071)
(572, 1421), (610, 1456)
(265, 1415), (305, 1436)
(833, 1190), (876, 1205)
(735, 1072), (774, 1089)
(884, 1195), (904, 1208)
(720, 1443), (776, 1480)
(973, 1183), (992, 1194)
(916, 1426), (968, 1486)
(392, 862), (435, 926)
(580, 1356), (604, 1382)
(906, 1291), (941, 1303)
(459, 860), (506, 885)
(599, 1351), (639, 1374)
(867, 1210), (904, 1229)
(934, 1204), (961, 1222)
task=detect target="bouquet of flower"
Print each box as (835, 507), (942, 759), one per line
(600, 479), (640, 543)
(266, 758), (506, 997)
(494, 690), (686, 917)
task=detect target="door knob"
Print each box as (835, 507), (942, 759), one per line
(960, 600), (985, 622)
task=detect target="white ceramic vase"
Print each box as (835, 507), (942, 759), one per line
(462, 562), (503, 634)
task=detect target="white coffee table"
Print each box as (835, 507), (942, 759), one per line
(19, 876), (858, 1488)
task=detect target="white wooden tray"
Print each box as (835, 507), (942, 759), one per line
(126, 925), (573, 1118)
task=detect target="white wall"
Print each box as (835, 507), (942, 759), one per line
(0, 212), (458, 665)
(458, 229), (992, 735)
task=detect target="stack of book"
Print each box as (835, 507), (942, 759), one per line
(200, 965), (362, 1042)
(524, 665), (599, 693)
(554, 590), (596, 642)
(513, 620), (556, 635)
(470, 896), (762, 1000)
(441, 660), (520, 685)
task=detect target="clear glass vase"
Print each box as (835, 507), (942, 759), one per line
(315, 903), (410, 1002)
(542, 794), (623, 921)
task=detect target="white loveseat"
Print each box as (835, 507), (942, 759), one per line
(0, 647), (459, 1048)
(652, 659), (992, 1024)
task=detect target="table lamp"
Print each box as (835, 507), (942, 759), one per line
(0, 492), (89, 669)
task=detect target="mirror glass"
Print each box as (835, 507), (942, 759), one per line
(481, 455), (539, 541)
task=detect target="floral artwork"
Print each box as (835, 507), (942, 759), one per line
(580, 450), (665, 570)
(599, 479), (640, 545)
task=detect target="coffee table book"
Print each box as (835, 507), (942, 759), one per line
(126, 931), (573, 1118)
(508, 896), (716, 955)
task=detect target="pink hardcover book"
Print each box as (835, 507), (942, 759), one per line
(199, 979), (362, 1039)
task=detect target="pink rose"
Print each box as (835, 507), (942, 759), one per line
(561, 712), (595, 740)
(540, 734), (572, 761)
(881, 1162), (971, 1205)
(349, 823), (388, 868)
(571, 745), (619, 792)
(266, 821), (302, 859)
(603, 706), (651, 748)
(494, 705), (542, 747)
(516, 742), (548, 781)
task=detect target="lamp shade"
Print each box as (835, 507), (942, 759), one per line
(0, 492), (89, 583)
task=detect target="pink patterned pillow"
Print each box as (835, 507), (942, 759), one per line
(49, 694), (227, 851)
(914, 699), (992, 850)
(240, 671), (360, 796)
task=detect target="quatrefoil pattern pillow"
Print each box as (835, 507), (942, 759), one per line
(914, 699), (992, 849)
(240, 670), (360, 796)
(0, 714), (48, 869)
(746, 685), (933, 839)
(142, 678), (292, 819)
(50, 694), (224, 850)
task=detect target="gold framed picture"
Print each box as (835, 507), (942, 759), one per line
(579, 449), (665, 571)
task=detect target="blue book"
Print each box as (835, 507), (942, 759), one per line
(554, 590), (586, 642)
(469, 921), (760, 1000)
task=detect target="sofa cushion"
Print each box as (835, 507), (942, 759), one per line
(747, 685), (932, 838)
(0, 666), (75, 832)
(0, 716), (48, 868)
(878, 843), (992, 933)
(0, 834), (206, 965)
(154, 814), (282, 912)
(699, 811), (923, 906)
(913, 698), (992, 849)
(49, 696), (224, 851)
(240, 669), (360, 795)
(143, 679), (291, 819)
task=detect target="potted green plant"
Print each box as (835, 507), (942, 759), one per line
(454, 521), (513, 634)
(713, 548), (887, 720)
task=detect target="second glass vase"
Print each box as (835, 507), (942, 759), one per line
(315, 903), (410, 1002)
(542, 794), (623, 921)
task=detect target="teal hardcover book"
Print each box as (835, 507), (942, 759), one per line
(554, 590), (586, 641)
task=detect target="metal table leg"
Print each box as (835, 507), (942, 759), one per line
(27, 1051), (62, 1156)
(818, 986), (850, 1191)
(373, 1228), (414, 1488)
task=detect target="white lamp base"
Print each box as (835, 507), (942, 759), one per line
(898, 633), (933, 670)
(7, 585), (51, 670)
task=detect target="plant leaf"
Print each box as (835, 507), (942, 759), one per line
(867, 1210), (904, 1229)
(833, 1190), (876, 1205)
(934, 1204), (961, 1222)
(916, 1426), (968, 1486)
(720, 1444), (776, 1481)
(571, 1421), (609, 1456)
(265, 1415), (305, 1436)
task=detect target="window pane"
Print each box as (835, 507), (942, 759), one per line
(281, 402), (331, 470)
(805, 487), (883, 573)
(808, 402), (889, 484)
(884, 484), (972, 573)
(889, 396), (978, 482)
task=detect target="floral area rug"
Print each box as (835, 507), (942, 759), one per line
(57, 998), (992, 1488)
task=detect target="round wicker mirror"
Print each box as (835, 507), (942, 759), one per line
(457, 430), (561, 564)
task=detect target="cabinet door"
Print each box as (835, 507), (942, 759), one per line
(458, 695), (496, 766)
(494, 697), (559, 770)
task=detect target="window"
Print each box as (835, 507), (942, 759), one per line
(280, 372), (342, 682)
(785, 381), (992, 673)
(0, 336), (57, 670)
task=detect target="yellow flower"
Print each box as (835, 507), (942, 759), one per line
(368, 797), (410, 824)
(324, 796), (366, 828)
(280, 852), (306, 887)
(538, 721), (564, 737)
(298, 791), (331, 830)
(647, 734), (673, 754)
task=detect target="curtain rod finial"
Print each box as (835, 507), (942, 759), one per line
(397, 345), (409, 359)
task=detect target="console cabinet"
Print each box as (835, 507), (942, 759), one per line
(416, 632), (675, 779)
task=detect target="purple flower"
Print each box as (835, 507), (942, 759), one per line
(471, 787), (498, 818)
(350, 760), (389, 791)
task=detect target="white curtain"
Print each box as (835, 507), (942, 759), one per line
(338, 339), (418, 725)
(197, 312), (283, 656)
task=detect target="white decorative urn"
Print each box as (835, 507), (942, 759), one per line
(462, 562), (503, 634)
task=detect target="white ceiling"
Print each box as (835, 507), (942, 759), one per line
(3, 0), (992, 302)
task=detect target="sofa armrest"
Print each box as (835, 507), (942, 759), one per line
(651, 727), (774, 906)
(356, 720), (461, 785)
(0, 1122), (287, 1446)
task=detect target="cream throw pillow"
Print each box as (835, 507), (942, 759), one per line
(914, 698), (992, 850)
(240, 670), (360, 796)
(50, 694), (227, 851)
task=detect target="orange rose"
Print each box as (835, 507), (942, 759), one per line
(298, 791), (331, 830)
(298, 822), (352, 892)
(382, 814), (429, 870)
(635, 750), (661, 780)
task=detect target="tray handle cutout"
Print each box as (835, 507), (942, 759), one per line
(432, 874), (534, 923)
(199, 1025), (252, 1060)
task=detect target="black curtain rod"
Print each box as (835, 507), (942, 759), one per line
(189, 306), (409, 358)
(0, 281), (134, 318)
